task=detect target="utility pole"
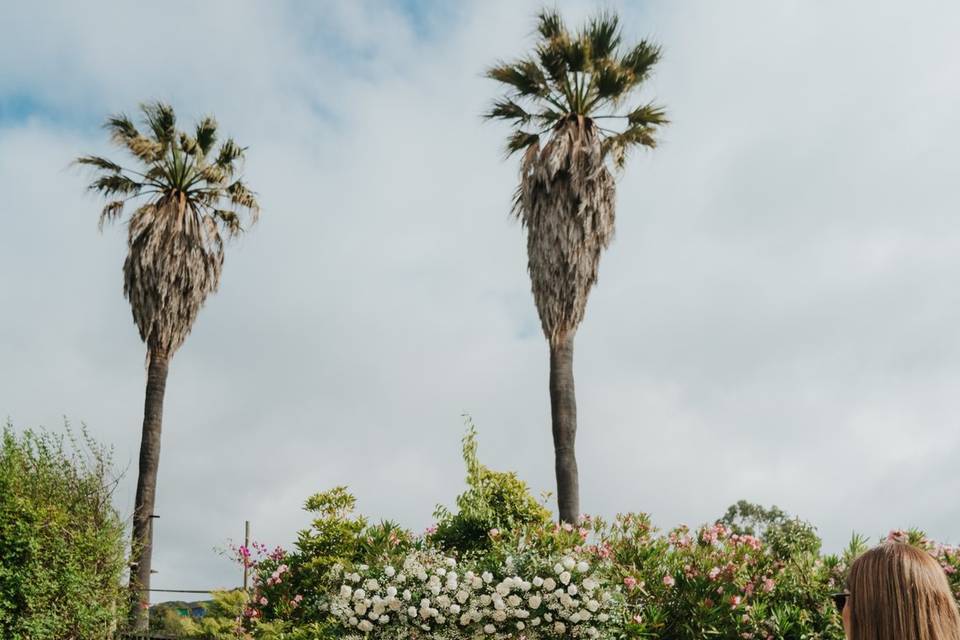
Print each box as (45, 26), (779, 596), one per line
(243, 520), (250, 591)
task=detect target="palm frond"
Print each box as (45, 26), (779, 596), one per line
(215, 139), (244, 175)
(105, 114), (139, 144)
(194, 117), (218, 157)
(226, 180), (259, 214)
(585, 13), (621, 63)
(99, 200), (126, 230)
(485, 98), (532, 124)
(591, 62), (631, 103)
(141, 102), (177, 146)
(620, 41), (661, 82)
(75, 155), (123, 173)
(213, 209), (243, 236)
(536, 40), (569, 85)
(88, 174), (143, 196)
(564, 37), (588, 73)
(601, 123), (660, 169)
(505, 130), (540, 156)
(179, 132), (199, 156)
(486, 59), (549, 98)
(536, 9), (566, 40)
(626, 103), (669, 127)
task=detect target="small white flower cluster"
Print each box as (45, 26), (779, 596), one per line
(329, 550), (616, 639)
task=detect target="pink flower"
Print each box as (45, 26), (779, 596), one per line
(259, 596), (268, 606)
(633, 614), (643, 624)
(662, 575), (675, 587)
(624, 576), (638, 590)
(425, 524), (438, 535)
(294, 594), (303, 602)
(708, 567), (721, 581)
(489, 528), (500, 538)
(730, 595), (742, 608)
(762, 578), (775, 593)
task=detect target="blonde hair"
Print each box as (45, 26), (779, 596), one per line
(847, 542), (960, 640)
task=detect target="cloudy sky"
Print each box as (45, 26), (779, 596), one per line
(3, 0), (960, 598)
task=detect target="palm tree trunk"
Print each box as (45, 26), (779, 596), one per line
(127, 349), (169, 632)
(549, 333), (580, 524)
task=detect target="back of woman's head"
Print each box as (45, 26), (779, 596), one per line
(847, 542), (960, 640)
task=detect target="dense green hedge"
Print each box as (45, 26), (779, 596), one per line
(0, 423), (127, 640)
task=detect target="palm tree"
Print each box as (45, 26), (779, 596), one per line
(486, 10), (668, 523)
(76, 102), (259, 631)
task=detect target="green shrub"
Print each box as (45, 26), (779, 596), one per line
(230, 424), (960, 640)
(0, 422), (126, 640)
(431, 420), (551, 555)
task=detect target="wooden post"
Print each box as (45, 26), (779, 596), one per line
(243, 520), (250, 591)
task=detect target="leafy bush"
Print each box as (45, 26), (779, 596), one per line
(226, 425), (960, 640)
(0, 422), (126, 640)
(431, 421), (551, 555)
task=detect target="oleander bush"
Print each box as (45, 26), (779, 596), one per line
(198, 426), (960, 640)
(0, 422), (126, 640)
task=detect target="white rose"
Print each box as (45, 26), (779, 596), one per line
(353, 589), (366, 600)
(430, 585), (441, 596)
(597, 613), (610, 622)
(460, 613), (471, 626)
(493, 597), (506, 611)
(559, 571), (572, 585)
(554, 563), (564, 574)
(364, 579), (379, 591)
(403, 589), (412, 600)
(544, 613), (553, 622)
(386, 586), (398, 597)
(358, 564), (369, 572)
(456, 590), (469, 603)
(408, 606), (417, 618)
(582, 578), (597, 591)
(520, 581), (532, 592)
(482, 572), (493, 584)
(567, 585), (578, 596)
(569, 612), (581, 623)
(507, 595), (522, 607)
(586, 600), (600, 612)
(576, 561), (589, 573)
(562, 557), (576, 571)
(543, 578), (556, 591)
(396, 573), (407, 583)
(515, 608), (530, 619)
(378, 615), (389, 624)
(531, 617), (541, 626)
(436, 615), (446, 624)
(358, 620), (373, 632)
(496, 583), (510, 596)
(554, 621), (566, 634)
(348, 616), (358, 626)
(484, 624), (496, 634)
(493, 610), (507, 622)
(437, 595), (451, 608)
(340, 585), (353, 598)
(450, 604), (461, 615)
(480, 595), (492, 606)
(368, 610), (379, 620)
(354, 602), (367, 615)
(417, 570), (428, 581)
(580, 610), (592, 621)
(385, 565), (396, 577)
(588, 627), (600, 638)
(472, 577), (483, 589)
(516, 621), (526, 630)
(528, 595), (542, 609)
(533, 576), (544, 587)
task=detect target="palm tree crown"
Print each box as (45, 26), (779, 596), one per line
(487, 9), (667, 167)
(487, 10), (667, 345)
(77, 102), (259, 356)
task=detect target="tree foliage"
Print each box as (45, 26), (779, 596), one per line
(0, 423), (126, 640)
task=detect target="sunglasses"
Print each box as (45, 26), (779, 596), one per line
(831, 591), (850, 614)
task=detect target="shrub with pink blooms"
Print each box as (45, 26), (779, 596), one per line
(205, 427), (960, 640)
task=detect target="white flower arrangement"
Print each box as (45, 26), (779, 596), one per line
(329, 549), (617, 639)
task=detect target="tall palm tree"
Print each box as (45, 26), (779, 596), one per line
(76, 102), (259, 631)
(486, 10), (668, 523)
